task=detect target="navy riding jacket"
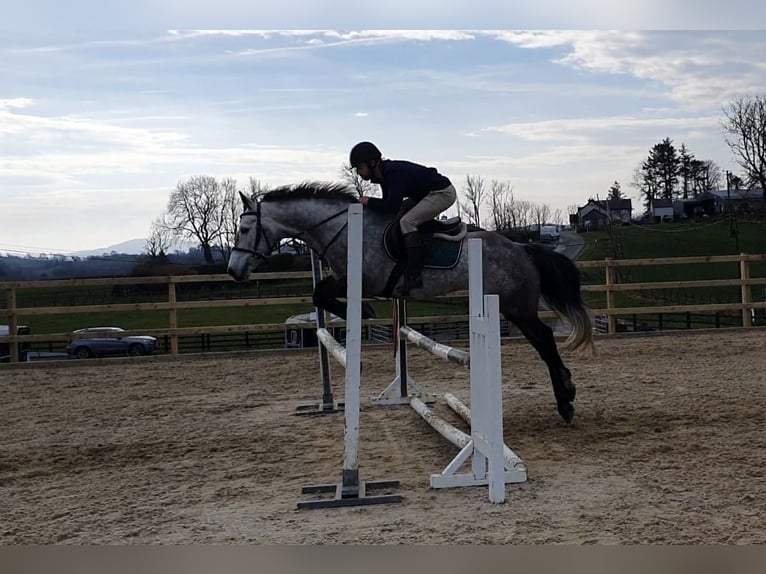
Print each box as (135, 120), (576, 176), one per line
(366, 159), (452, 214)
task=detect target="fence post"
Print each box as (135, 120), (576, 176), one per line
(740, 253), (752, 328)
(605, 258), (616, 335)
(168, 278), (179, 354)
(7, 288), (19, 363)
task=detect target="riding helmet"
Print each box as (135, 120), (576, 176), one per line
(349, 141), (382, 168)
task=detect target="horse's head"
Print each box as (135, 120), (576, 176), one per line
(227, 191), (279, 282)
(227, 182), (361, 282)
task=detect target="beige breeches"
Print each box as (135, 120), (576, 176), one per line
(399, 184), (457, 234)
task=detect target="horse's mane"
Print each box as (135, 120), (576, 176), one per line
(260, 181), (359, 203)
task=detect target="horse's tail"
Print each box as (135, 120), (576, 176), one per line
(523, 243), (596, 355)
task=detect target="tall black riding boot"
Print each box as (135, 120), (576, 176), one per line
(401, 231), (424, 295)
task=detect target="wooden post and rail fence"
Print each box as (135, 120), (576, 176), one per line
(2, 254), (766, 363)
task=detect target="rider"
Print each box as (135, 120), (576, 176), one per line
(349, 141), (457, 294)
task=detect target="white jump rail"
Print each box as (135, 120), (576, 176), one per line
(315, 328), (347, 368)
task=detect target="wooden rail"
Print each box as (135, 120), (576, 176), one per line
(2, 253), (765, 362)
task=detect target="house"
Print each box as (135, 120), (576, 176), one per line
(673, 191), (721, 219)
(708, 188), (765, 214)
(650, 198), (674, 222)
(673, 188), (765, 219)
(575, 199), (633, 232)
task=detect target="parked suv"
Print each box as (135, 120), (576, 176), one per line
(67, 327), (157, 359)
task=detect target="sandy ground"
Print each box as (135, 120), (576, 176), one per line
(1, 330), (765, 544)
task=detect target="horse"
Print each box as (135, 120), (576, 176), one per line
(227, 182), (596, 423)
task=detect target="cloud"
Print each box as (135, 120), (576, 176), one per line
(167, 29), (326, 40)
(227, 30), (477, 57)
(168, 29), (476, 42)
(0, 104), (346, 194)
(0, 107), (189, 147)
(148, 29), (480, 58)
(324, 30), (476, 41)
(354, 112), (368, 117)
(485, 114), (721, 143)
(0, 97), (35, 110)
(491, 31), (766, 109)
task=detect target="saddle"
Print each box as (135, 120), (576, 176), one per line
(383, 217), (467, 268)
(380, 201), (478, 297)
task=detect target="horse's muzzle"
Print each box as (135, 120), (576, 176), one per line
(227, 267), (248, 282)
(227, 257), (251, 282)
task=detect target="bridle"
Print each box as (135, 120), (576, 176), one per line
(231, 200), (353, 261)
(231, 201), (276, 260)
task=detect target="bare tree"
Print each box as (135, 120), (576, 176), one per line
(722, 94), (766, 197)
(729, 173), (745, 190)
(166, 175), (224, 264)
(487, 179), (514, 231)
(700, 160), (722, 192)
(213, 177), (241, 261)
(144, 215), (175, 260)
(340, 163), (378, 198)
(532, 202), (552, 230)
(515, 200), (534, 230)
(459, 174), (486, 227)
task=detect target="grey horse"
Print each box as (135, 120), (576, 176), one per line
(227, 182), (595, 423)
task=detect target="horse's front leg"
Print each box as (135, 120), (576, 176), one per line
(312, 276), (377, 320)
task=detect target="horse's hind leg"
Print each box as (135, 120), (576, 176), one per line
(509, 313), (576, 423)
(312, 276), (376, 320)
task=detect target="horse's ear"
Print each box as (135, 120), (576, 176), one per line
(239, 191), (254, 210)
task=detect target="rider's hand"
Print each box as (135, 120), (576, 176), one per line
(360, 196), (370, 206)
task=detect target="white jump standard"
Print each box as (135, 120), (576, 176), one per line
(394, 238), (528, 503)
(297, 204), (402, 509)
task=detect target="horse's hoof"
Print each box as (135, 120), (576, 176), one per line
(557, 402), (574, 424)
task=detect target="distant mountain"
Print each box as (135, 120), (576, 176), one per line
(70, 238), (148, 256)
(70, 238), (197, 257)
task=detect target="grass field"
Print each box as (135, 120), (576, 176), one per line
(577, 218), (766, 310)
(8, 295), (468, 336)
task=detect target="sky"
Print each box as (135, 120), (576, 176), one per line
(2, 20), (765, 253)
